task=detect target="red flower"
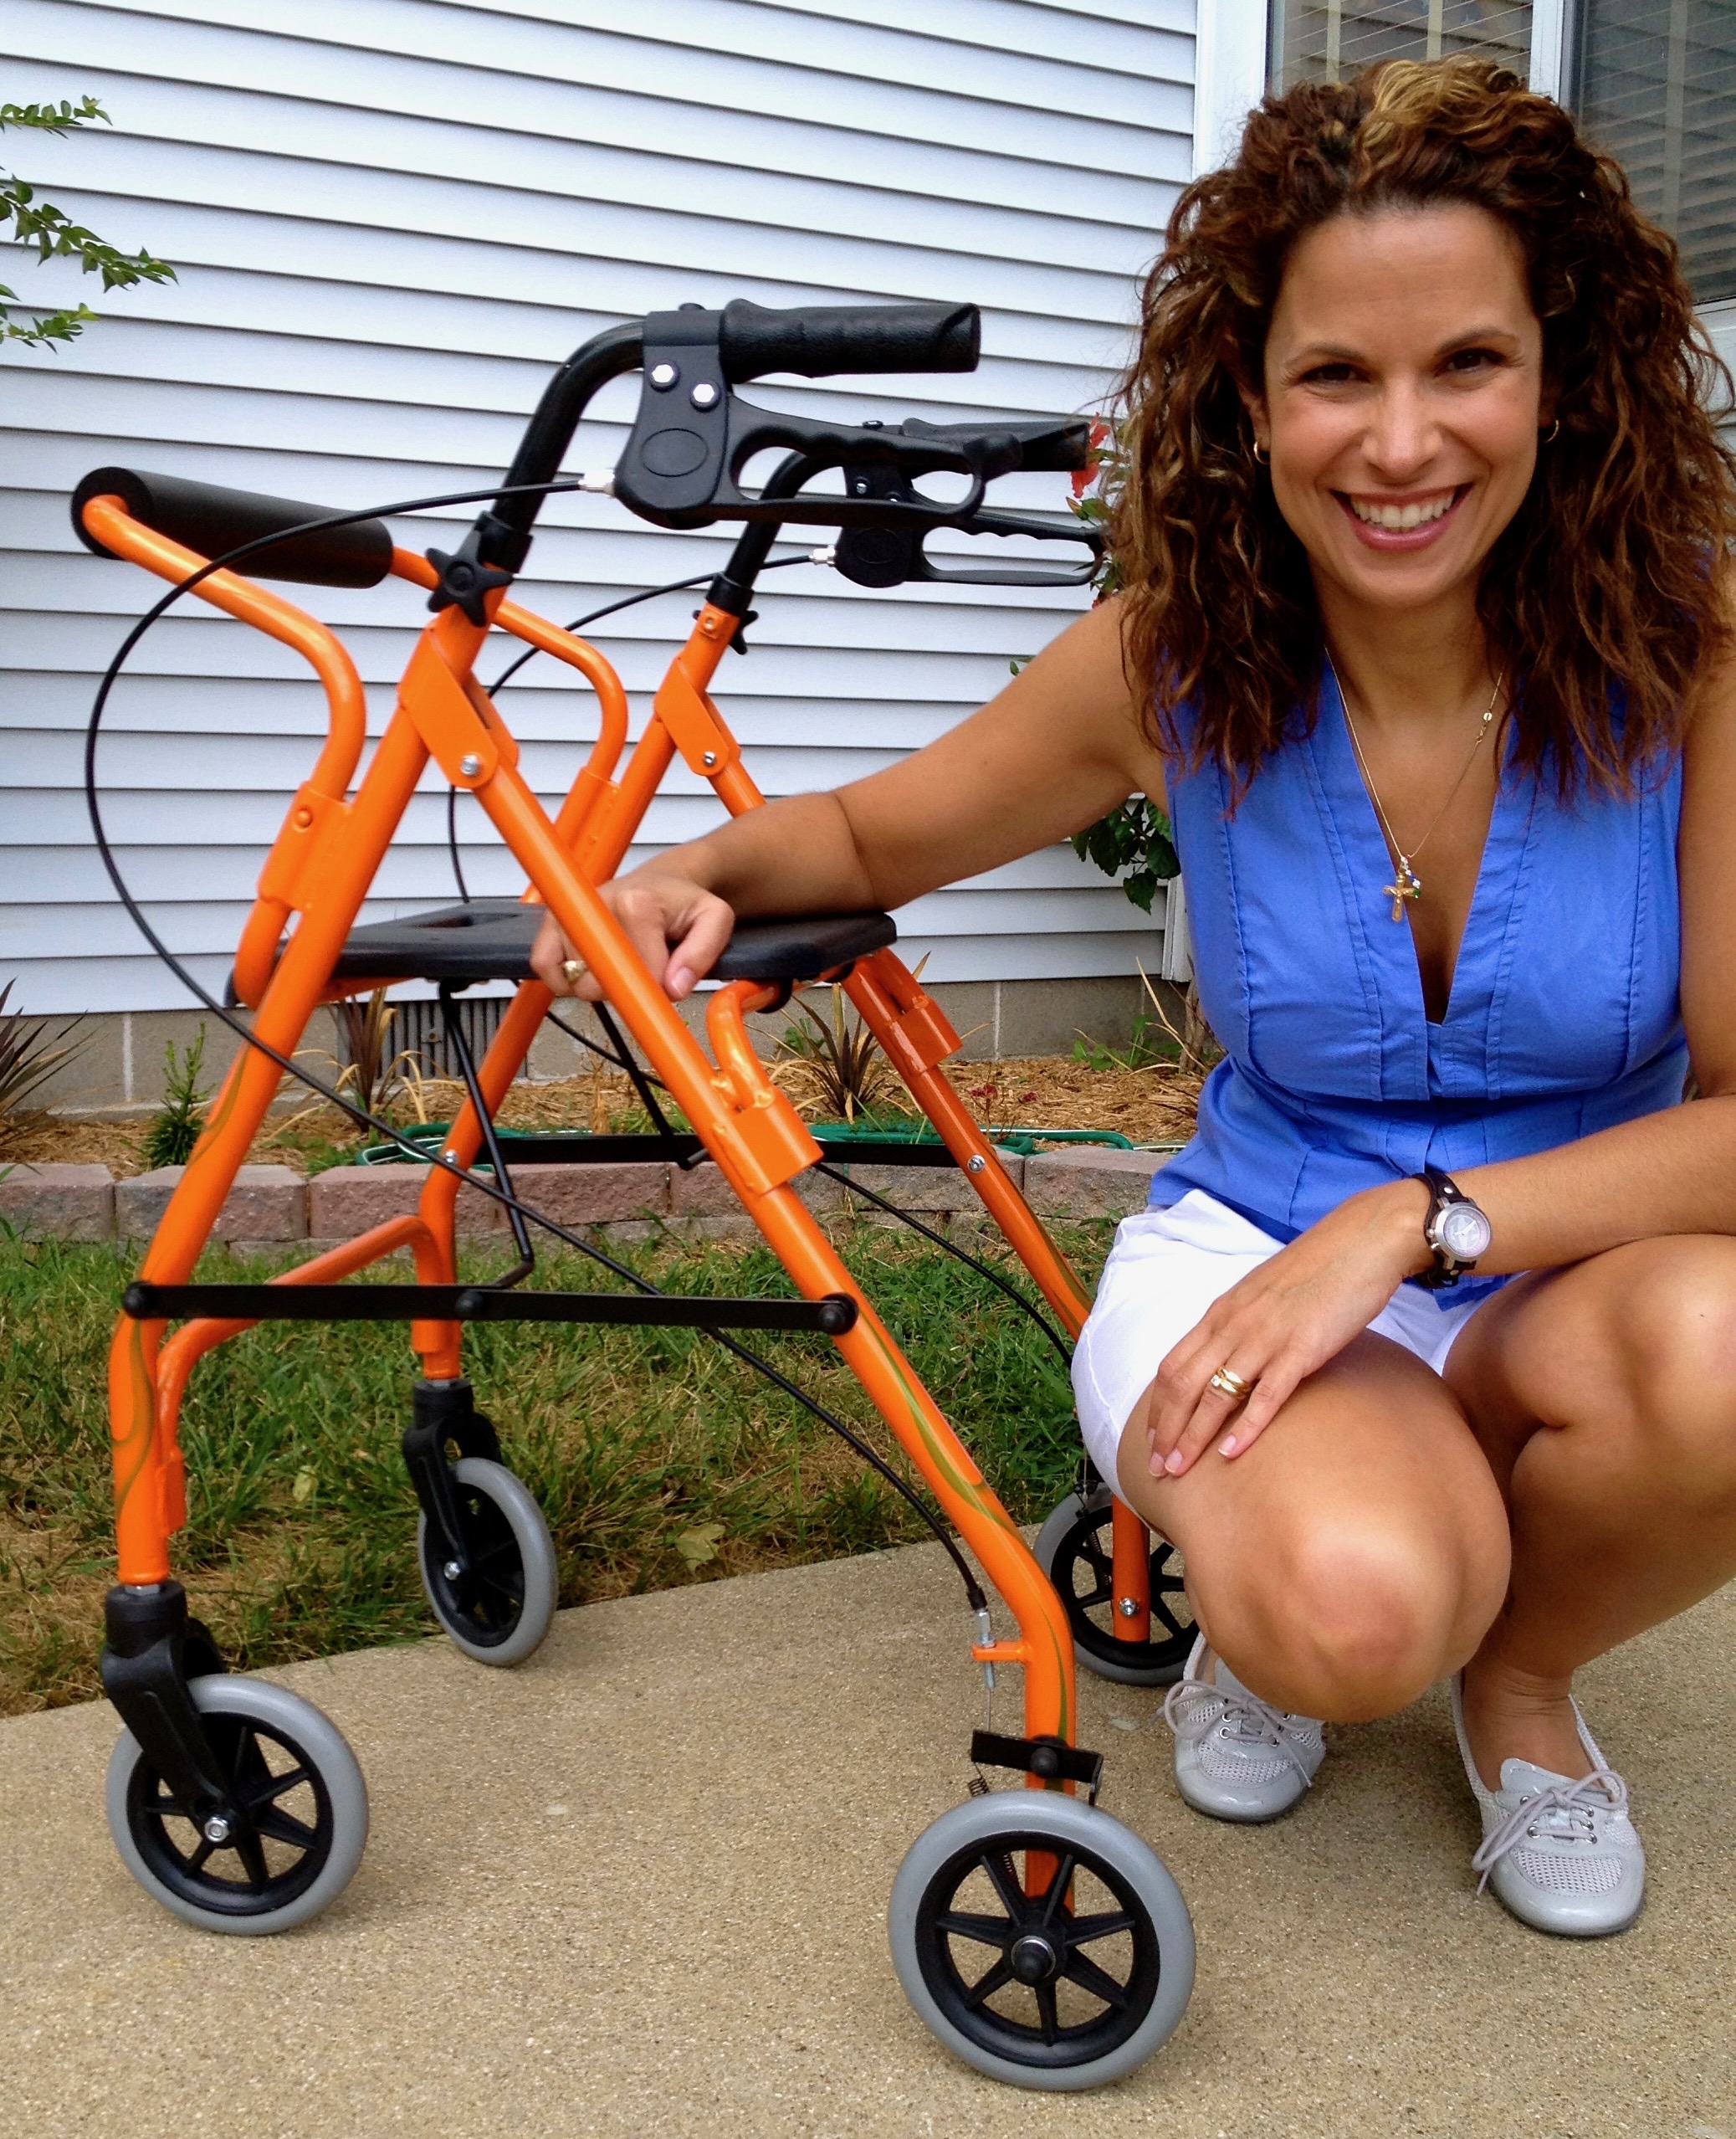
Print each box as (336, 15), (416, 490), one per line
(1072, 417), (1113, 499)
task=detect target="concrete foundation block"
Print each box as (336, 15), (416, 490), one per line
(667, 1157), (847, 1220)
(115, 1167), (182, 1240)
(501, 1162), (670, 1227)
(832, 1146), (1022, 1213)
(668, 1161), (742, 1218)
(117, 1164), (310, 1243)
(307, 1163), (498, 1239)
(1023, 1146), (1165, 1219)
(0, 1162), (115, 1241)
(213, 1165), (306, 1241)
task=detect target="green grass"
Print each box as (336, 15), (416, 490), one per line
(0, 1219), (1112, 1715)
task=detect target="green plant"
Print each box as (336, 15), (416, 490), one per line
(2, 95), (175, 350)
(1071, 1008), (1168, 1075)
(331, 987), (428, 1123)
(775, 985), (912, 1124)
(0, 983), (85, 1146)
(141, 1027), (211, 1170)
(1070, 794), (1179, 916)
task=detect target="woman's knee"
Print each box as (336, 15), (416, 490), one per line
(1200, 1512), (1508, 1722)
(1605, 1241), (1736, 1489)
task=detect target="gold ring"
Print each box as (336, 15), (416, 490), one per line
(1208, 1366), (1252, 1402)
(561, 958), (585, 987)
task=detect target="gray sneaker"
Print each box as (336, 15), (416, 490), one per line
(1451, 1674), (1645, 1937)
(1163, 1635), (1325, 1823)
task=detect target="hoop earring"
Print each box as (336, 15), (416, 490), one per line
(1541, 418), (1560, 444)
(1252, 439), (1270, 465)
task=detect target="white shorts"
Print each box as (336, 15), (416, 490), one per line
(1070, 1189), (1488, 1491)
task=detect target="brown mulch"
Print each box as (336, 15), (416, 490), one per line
(1, 1044), (1202, 1178)
(942, 1055), (1202, 1146)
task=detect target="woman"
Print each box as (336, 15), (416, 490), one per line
(535, 60), (1736, 1938)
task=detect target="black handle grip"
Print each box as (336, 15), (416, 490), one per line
(717, 299), (980, 382)
(73, 466), (393, 587)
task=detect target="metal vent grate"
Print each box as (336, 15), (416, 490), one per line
(393, 996), (510, 1081)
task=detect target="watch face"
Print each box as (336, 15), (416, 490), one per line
(1438, 1202), (1492, 1261)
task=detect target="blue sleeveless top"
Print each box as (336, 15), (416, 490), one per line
(1151, 669), (1687, 1304)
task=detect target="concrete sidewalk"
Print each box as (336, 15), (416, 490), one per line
(3, 1544), (1731, 2139)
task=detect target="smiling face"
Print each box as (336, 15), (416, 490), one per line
(1245, 203), (1549, 619)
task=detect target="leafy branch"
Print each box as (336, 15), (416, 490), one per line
(2, 95), (175, 350)
(1070, 794), (1177, 915)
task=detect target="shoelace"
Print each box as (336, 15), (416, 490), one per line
(1162, 1673), (1319, 1791)
(1470, 1767), (1630, 1893)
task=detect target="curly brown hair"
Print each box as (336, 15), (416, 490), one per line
(1109, 57), (1736, 797)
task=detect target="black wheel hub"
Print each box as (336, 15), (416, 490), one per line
(423, 1475), (527, 1647)
(126, 1708), (333, 1917)
(1051, 1497), (1192, 1680)
(914, 1830), (1160, 2068)
(1009, 1931), (1061, 1985)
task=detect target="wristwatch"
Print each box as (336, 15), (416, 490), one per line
(1412, 1166), (1492, 1289)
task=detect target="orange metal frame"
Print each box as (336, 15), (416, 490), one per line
(90, 490), (1150, 1767)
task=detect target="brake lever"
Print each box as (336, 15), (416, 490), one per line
(908, 505), (1103, 587)
(612, 312), (1006, 530)
(833, 466), (1104, 588)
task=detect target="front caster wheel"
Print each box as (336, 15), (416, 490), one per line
(417, 1455), (558, 1667)
(1035, 1487), (1193, 1687)
(888, 1791), (1195, 2090)
(106, 1675), (368, 1934)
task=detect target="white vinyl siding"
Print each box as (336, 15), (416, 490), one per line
(2, 0), (1194, 1014)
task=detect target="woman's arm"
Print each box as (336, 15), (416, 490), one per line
(1146, 579), (1736, 1478)
(531, 595), (1154, 998)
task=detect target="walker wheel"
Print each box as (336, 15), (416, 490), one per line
(417, 1455), (558, 1667)
(888, 1792), (1195, 2090)
(1035, 1487), (1193, 1687)
(105, 1675), (368, 1934)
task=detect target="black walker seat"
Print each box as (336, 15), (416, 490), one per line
(324, 900), (897, 989)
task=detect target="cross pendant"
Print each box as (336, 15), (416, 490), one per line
(1384, 864), (1422, 922)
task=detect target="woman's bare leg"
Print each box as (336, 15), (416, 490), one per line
(1115, 1331), (1510, 1721)
(1446, 1234), (1736, 1788)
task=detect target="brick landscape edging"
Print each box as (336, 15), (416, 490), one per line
(1, 1146), (1167, 1244)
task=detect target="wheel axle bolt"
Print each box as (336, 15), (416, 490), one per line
(202, 1814), (233, 1845)
(443, 1560), (463, 1582)
(1010, 1933), (1060, 1985)
(1117, 1597), (1139, 1618)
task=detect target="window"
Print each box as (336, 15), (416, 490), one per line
(1267, 3), (1534, 92)
(1252, 0), (1736, 306)
(1572, 3), (1736, 305)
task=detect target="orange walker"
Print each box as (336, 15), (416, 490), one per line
(77, 299), (1195, 2088)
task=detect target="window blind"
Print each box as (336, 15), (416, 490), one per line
(1268, 1), (1533, 90)
(1575, 2), (1736, 305)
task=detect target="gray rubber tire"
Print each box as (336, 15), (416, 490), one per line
(1035, 1489), (1190, 1689)
(888, 1791), (1195, 2090)
(106, 1675), (368, 1935)
(417, 1455), (558, 1667)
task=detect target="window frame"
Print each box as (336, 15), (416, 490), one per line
(1191, 0), (1571, 166)
(1195, 6), (1732, 314)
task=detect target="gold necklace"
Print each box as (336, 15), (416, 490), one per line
(1328, 650), (1504, 923)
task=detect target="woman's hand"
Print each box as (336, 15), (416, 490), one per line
(529, 869), (735, 1003)
(1145, 1181), (1434, 1478)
